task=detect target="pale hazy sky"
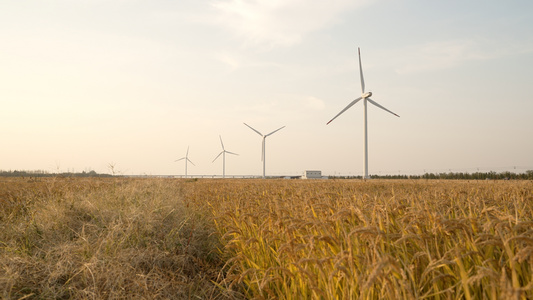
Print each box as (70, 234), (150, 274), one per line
(1, 0), (532, 176)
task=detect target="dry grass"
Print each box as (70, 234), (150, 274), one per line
(0, 177), (234, 299)
(2, 178), (532, 299)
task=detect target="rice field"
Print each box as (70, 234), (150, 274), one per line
(1, 177), (532, 299)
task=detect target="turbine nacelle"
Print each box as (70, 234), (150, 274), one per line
(362, 92), (372, 98)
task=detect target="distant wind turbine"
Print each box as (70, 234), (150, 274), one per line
(244, 123), (285, 178)
(327, 47), (400, 179)
(212, 135), (239, 178)
(175, 146), (195, 178)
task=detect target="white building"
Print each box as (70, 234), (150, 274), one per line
(302, 170), (322, 179)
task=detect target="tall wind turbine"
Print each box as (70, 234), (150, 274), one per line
(175, 146), (195, 178)
(212, 135), (239, 178)
(244, 123), (285, 178)
(327, 47), (400, 179)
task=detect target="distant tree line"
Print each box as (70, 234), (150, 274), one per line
(414, 171), (533, 180)
(330, 170), (533, 180)
(0, 170), (113, 178)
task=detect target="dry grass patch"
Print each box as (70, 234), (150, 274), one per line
(0, 177), (233, 299)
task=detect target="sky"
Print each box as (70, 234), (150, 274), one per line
(1, 0), (532, 177)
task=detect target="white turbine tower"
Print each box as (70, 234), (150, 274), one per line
(174, 146), (195, 178)
(327, 47), (400, 179)
(212, 135), (239, 178)
(244, 123), (285, 179)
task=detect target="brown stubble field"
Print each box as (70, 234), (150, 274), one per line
(1, 177), (532, 299)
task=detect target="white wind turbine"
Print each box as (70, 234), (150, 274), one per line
(244, 123), (285, 179)
(212, 135), (239, 178)
(327, 47), (400, 179)
(174, 146), (195, 178)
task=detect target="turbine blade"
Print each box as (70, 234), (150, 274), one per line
(367, 98), (400, 117)
(359, 47), (365, 93)
(219, 135), (225, 150)
(244, 123), (263, 136)
(174, 157), (185, 162)
(265, 126), (285, 137)
(326, 97), (363, 125)
(187, 158), (196, 166)
(212, 152), (223, 163)
(226, 151), (239, 156)
(186, 146), (189, 157)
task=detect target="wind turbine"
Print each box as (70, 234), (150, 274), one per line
(327, 47), (400, 179)
(212, 135), (239, 178)
(244, 123), (285, 178)
(175, 146), (195, 178)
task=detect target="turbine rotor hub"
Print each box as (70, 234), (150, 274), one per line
(363, 91), (372, 98)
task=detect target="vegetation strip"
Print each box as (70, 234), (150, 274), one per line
(1, 178), (532, 299)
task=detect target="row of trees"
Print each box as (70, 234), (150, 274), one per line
(329, 170), (533, 180)
(414, 171), (533, 180)
(0, 170), (113, 178)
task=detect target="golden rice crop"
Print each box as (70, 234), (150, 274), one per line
(182, 179), (533, 299)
